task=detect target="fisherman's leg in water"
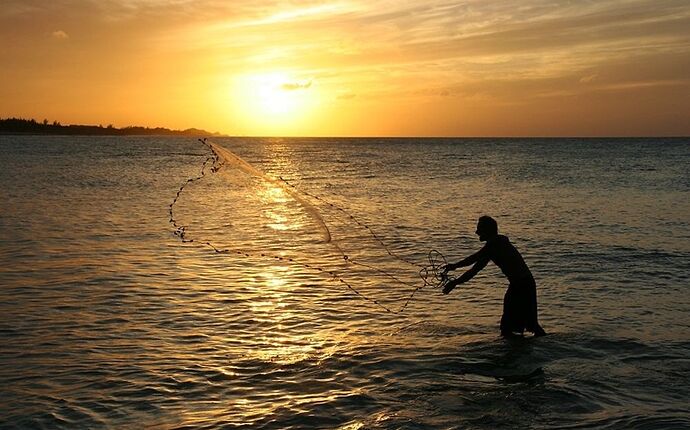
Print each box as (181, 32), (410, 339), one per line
(500, 287), (522, 336)
(500, 280), (547, 337)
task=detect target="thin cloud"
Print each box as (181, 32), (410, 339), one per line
(281, 79), (312, 90)
(336, 91), (356, 99)
(51, 30), (69, 39)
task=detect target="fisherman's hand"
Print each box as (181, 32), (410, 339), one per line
(442, 280), (457, 295)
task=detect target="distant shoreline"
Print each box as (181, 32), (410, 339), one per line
(1, 119), (686, 139)
(0, 117), (223, 137)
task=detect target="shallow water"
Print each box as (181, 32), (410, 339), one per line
(1, 136), (689, 429)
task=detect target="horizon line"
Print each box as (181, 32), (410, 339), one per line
(3, 132), (688, 139)
(2, 117), (688, 139)
(217, 134), (690, 139)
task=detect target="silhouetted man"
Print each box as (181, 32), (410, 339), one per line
(442, 216), (547, 337)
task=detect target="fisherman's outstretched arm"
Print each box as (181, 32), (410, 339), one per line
(443, 257), (489, 294)
(446, 247), (488, 271)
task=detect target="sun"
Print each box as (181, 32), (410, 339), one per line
(226, 71), (323, 134)
(247, 73), (291, 115)
(231, 72), (318, 131)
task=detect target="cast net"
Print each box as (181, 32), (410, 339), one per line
(169, 139), (454, 313)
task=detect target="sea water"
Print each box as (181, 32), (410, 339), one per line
(1, 136), (688, 429)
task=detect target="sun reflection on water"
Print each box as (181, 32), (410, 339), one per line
(258, 180), (298, 232)
(246, 266), (321, 365)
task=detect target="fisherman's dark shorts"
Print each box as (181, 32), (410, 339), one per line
(500, 276), (540, 334)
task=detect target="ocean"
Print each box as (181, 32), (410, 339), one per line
(1, 135), (688, 429)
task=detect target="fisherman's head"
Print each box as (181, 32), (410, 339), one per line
(476, 215), (498, 242)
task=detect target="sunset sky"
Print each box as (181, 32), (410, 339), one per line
(1, 0), (689, 137)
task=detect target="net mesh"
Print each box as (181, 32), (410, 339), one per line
(169, 139), (454, 313)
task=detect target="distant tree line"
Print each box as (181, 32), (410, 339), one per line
(0, 117), (221, 136)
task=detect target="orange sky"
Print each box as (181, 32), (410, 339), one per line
(1, 0), (689, 137)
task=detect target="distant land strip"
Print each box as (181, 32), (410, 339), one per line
(0, 117), (223, 137)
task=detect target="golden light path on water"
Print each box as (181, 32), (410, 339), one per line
(260, 183), (293, 232)
(166, 140), (442, 428)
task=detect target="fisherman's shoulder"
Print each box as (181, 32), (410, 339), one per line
(489, 234), (511, 245)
